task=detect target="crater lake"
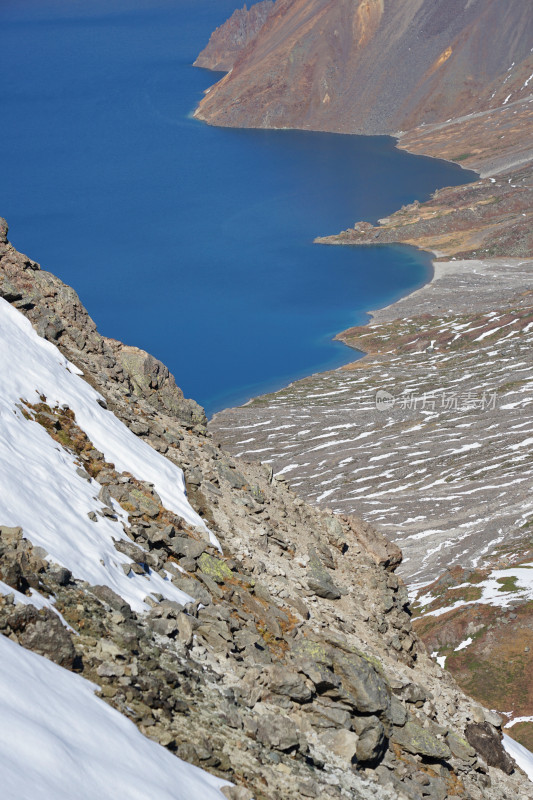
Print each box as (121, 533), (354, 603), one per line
(1, 0), (475, 414)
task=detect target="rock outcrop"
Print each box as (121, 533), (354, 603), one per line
(194, 0), (533, 136)
(194, 1), (274, 72)
(1, 220), (532, 798)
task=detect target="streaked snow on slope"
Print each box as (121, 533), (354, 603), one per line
(0, 298), (215, 610)
(503, 734), (533, 783)
(415, 562), (533, 618)
(212, 299), (533, 588)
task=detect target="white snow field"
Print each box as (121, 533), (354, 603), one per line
(503, 734), (533, 783)
(0, 297), (218, 611)
(0, 635), (231, 800)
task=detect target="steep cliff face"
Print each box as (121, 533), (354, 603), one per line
(194, 1), (274, 72)
(194, 0), (533, 135)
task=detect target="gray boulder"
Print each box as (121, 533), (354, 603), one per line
(307, 548), (342, 600)
(331, 649), (391, 716)
(353, 715), (387, 763)
(91, 584), (133, 619)
(256, 714), (300, 752)
(392, 719), (451, 760)
(263, 664), (313, 703)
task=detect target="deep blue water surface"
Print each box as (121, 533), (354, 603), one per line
(1, 0), (475, 414)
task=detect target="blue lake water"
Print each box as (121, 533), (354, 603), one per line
(0, 0), (476, 415)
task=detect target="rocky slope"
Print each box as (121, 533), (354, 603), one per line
(194, 0), (533, 136)
(317, 163), (532, 258)
(210, 279), (533, 585)
(199, 1), (533, 756)
(194, 1), (274, 72)
(1, 220), (532, 798)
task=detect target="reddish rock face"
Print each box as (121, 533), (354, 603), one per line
(194, 0), (533, 135)
(194, 0), (274, 72)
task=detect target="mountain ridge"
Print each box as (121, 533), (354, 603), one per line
(194, 0), (533, 137)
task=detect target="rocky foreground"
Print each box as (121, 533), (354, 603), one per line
(1, 218), (532, 798)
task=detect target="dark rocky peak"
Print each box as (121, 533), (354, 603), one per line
(194, 0), (275, 72)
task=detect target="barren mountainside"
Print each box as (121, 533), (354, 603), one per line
(194, 1), (274, 72)
(1, 220), (533, 797)
(194, 0), (533, 135)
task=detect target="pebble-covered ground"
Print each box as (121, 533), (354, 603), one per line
(211, 260), (533, 590)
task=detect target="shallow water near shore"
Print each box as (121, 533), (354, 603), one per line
(1, 0), (475, 415)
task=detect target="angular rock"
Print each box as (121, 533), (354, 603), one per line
(263, 664), (313, 703)
(221, 786), (254, 800)
(129, 488), (160, 518)
(91, 585), (133, 619)
(484, 710), (503, 729)
(353, 715), (387, 763)
(324, 516), (347, 550)
(172, 575), (211, 606)
(151, 616), (180, 637)
(7, 605), (78, 669)
(196, 572), (224, 599)
(0, 560), (27, 593)
(307, 548), (341, 600)
(255, 714), (299, 752)
(176, 613), (194, 647)
(197, 552), (233, 584)
(217, 463), (247, 489)
(402, 682), (427, 706)
(248, 485), (265, 504)
(97, 660), (125, 678)
(297, 660), (343, 703)
(143, 524), (173, 549)
(113, 539), (152, 568)
(321, 728), (358, 762)
(331, 649), (391, 716)
(464, 722), (515, 774)
(47, 565), (72, 586)
(392, 719), (451, 760)
(186, 468), (203, 486)
(446, 731), (476, 762)
(304, 699), (351, 729)
(292, 639), (333, 669)
(117, 346), (206, 426)
(170, 536), (206, 560)
(130, 420), (150, 436)
(345, 516), (402, 571)
(0, 526), (24, 546)
(390, 695), (407, 726)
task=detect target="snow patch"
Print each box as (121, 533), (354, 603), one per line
(0, 636), (231, 800)
(0, 298), (211, 610)
(454, 636), (473, 652)
(503, 734), (533, 783)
